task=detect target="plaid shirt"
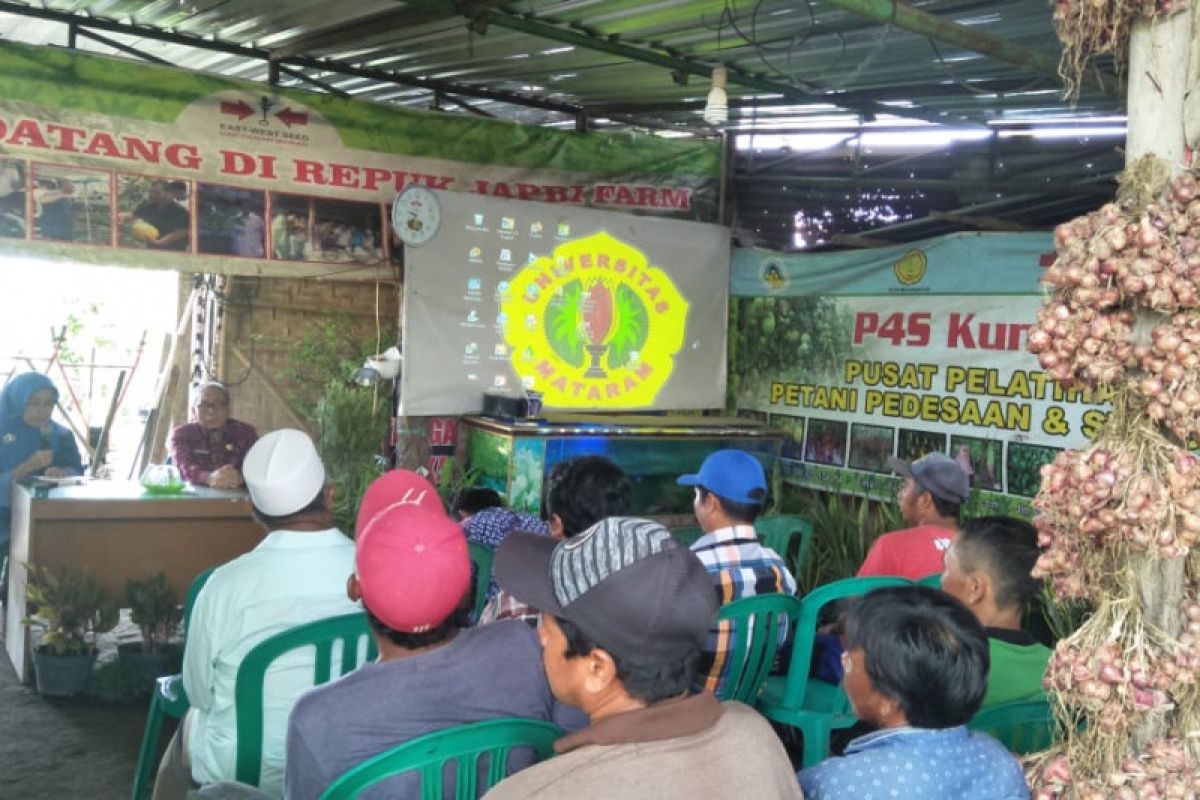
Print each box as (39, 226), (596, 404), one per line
(691, 525), (797, 695)
(463, 507), (549, 604)
(478, 588), (539, 627)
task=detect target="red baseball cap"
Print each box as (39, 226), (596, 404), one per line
(355, 470), (443, 538)
(356, 503), (470, 633)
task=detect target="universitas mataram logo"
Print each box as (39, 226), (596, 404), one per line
(760, 257), (788, 292)
(893, 249), (927, 285)
(501, 232), (688, 407)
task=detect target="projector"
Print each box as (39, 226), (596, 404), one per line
(482, 392), (529, 419)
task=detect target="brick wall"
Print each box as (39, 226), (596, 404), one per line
(214, 276), (401, 437)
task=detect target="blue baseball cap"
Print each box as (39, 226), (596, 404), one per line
(676, 449), (767, 504)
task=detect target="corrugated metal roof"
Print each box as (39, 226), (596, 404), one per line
(0, 0), (1119, 129)
(0, 0), (1126, 246)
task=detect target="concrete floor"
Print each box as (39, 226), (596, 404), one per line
(0, 611), (156, 800)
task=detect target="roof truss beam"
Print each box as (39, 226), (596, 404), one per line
(489, 12), (980, 127)
(734, 174), (1115, 196)
(817, 0), (1117, 96)
(391, 0), (985, 127)
(0, 1), (589, 120)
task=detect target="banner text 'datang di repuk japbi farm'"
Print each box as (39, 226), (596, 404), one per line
(0, 41), (719, 279)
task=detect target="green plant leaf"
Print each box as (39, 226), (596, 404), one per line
(544, 281), (584, 367)
(607, 285), (649, 370)
(316, 378), (392, 534)
(126, 573), (182, 653)
(279, 315), (398, 421)
(23, 563), (117, 655)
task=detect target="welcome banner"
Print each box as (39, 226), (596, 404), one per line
(0, 41), (720, 279)
(731, 233), (1108, 517)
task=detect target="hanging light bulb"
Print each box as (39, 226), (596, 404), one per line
(703, 66), (728, 126)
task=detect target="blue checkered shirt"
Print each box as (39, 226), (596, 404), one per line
(798, 726), (1030, 800)
(691, 524), (797, 695)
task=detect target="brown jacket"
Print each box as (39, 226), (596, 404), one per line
(483, 694), (803, 799)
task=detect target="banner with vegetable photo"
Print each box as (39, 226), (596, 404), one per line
(0, 40), (719, 279)
(731, 232), (1112, 514)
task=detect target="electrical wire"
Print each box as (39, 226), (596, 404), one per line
(927, 37), (1050, 97)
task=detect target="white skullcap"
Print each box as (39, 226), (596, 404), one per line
(242, 429), (326, 516)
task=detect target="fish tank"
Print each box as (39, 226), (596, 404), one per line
(463, 414), (783, 522)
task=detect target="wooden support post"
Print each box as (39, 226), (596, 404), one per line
(1124, 2), (1197, 751)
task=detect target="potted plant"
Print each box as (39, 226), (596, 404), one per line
(315, 378), (391, 534)
(22, 563), (119, 697)
(121, 573), (183, 686)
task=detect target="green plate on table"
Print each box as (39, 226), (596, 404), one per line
(141, 481), (187, 496)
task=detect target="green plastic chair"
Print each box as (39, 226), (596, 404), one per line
(132, 566), (214, 800)
(968, 697), (1056, 754)
(916, 572), (944, 589)
(755, 576), (912, 768)
(233, 613), (377, 785)
(467, 541), (494, 622)
(755, 515), (814, 578)
(131, 612), (377, 798)
(715, 593), (804, 704)
(319, 718), (564, 800)
(671, 525), (704, 550)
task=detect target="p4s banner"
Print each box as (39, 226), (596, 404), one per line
(731, 232), (1112, 517)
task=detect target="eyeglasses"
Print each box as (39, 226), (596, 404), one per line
(197, 401), (228, 411)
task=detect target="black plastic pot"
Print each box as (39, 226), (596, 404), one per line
(117, 642), (174, 687)
(33, 648), (96, 697)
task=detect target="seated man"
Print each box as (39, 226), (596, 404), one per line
(798, 586), (1028, 800)
(676, 449), (796, 695)
(858, 453), (969, 579)
(283, 484), (586, 799)
(940, 516), (1052, 708)
(485, 516), (802, 800)
(450, 487), (503, 522)
(478, 456), (630, 626)
(454, 488), (549, 611)
(154, 429), (358, 799)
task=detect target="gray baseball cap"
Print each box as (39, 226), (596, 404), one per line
(494, 516), (718, 659)
(887, 452), (970, 503)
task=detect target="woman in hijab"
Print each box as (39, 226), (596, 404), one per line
(169, 381), (258, 489)
(1, 372), (84, 551)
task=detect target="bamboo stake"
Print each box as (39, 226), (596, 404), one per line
(88, 370), (125, 478)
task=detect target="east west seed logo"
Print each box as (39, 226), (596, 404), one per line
(501, 232), (688, 407)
